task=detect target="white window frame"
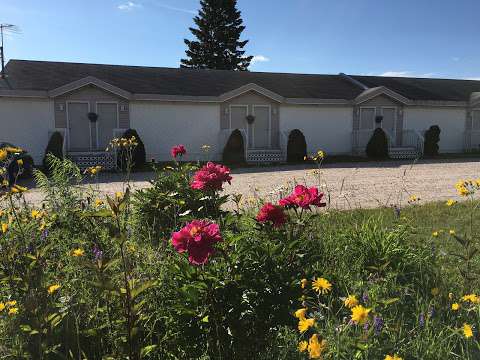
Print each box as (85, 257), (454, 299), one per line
(66, 101), (91, 151)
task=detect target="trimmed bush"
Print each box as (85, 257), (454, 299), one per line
(43, 131), (63, 171)
(119, 128), (146, 170)
(424, 125), (441, 156)
(286, 129), (307, 163)
(366, 128), (389, 159)
(222, 129), (245, 164)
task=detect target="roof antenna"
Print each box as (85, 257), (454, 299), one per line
(0, 24), (21, 79)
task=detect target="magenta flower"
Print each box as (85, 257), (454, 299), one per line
(256, 203), (287, 227)
(171, 144), (186, 158)
(279, 185), (326, 209)
(191, 162), (232, 191)
(171, 220), (223, 265)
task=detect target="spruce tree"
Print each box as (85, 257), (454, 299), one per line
(181, 0), (253, 71)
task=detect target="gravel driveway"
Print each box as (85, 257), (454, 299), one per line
(21, 159), (480, 210)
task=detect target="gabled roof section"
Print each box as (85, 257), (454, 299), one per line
(354, 86), (411, 105)
(219, 83), (284, 102)
(48, 76), (132, 99)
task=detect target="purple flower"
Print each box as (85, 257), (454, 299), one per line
(40, 229), (49, 241)
(373, 316), (384, 336)
(419, 313), (425, 327)
(428, 306), (435, 319)
(93, 244), (103, 261)
(362, 291), (369, 304)
(363, 321), (370, 331)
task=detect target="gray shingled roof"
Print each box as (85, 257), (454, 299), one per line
(1, 59), (480, 101)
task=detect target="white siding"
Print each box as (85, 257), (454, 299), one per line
(0, 98), (55, 164)
(404, 107), (466, 153)
(130, 102), (221, 162)
(280, 106), (353, 154)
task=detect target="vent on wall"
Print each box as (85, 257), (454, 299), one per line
(120, 105), (128, 112)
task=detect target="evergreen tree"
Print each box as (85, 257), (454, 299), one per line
(181, 0), (253, 71)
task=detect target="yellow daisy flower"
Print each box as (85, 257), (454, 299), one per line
(47, 284), (61, 294)
(344, 295), (359, 308)
(0, 149), (7, 161)
(294, 308), (307, 320)
(5, 300), (16, 307)
(446, 199), (457, 206)
(449, 229), (456, 235)
(432, 231), (439, 237)
(1, 223), (8, 233)
(307, 334), (327, 359)
(385, 355), (402, 360)
(298, 340), (308, 353)
(0, 303), (5, 312)
(463, 323), (473, 339)
(462, 294), (480, 304)
(312, 277), (332, 294)
(298, 318), (315, 333)
(8, 307), (18, 315)
(351, 305), (371, 325)
(71, 248), (85, 257)
(452, 303), (461, 311)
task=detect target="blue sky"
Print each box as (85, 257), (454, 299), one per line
(1, 0), (479, 79)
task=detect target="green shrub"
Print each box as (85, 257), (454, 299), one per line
(424, 125), (441, 156)
(222, 129), (245, 164)
(118, 128), (146, 170)
(42, 131), (63, 172)
(366, 128), (389, 159)
(287, 129), (307, 163)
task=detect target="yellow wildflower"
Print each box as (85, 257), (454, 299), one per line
(463, 323), (473, 339)
(11, 185), (28, 194)
(95, 199), (104, 207)
(0, 303), (5, 312)
(115, 192), (123, 200)
(31, 209), (43, 220)
(431, 288), (440, 296)
(8, 307), (18, 315)
(344, 295), (359, 308)
(351, 305), (371, 325)
(5, 300), (16, 307)
(307, 334), (327, 359)
(432, 231), (439, 237)
(312, 277), (332, 294)
(4, 146), (22, 153)
(298, 340), (308, 353)
(1, 223), (8, 233)
(408, 194), (420, 203)
(462, 294), (480, 304)
(294, 308), (307, 320)
(301, 278), (308, 289)
(298, 318), (315, 333)
(385, 355), (402, 360)
(449, 229), (456, 235)
(0, 149), (7, 161)
(446, 199), (457, 206)
(449, 292), (454, 300)
(71, 248), (85, 257)
(452, 303), (461, 311)
(47, 284), (61, 294)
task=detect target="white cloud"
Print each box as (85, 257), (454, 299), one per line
(153, 3), (196, 14)
(118, 1), (141, 11)
(251, 55), (270, 64)
(466, 77), (480, 81)
(452, 57), (460, 62)
(378, 71), (435, 78)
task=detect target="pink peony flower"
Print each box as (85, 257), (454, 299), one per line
(171, 144), (186, 158)
(256, 203), (287, 227)
(279, 185), (326, 209)
(191, 162), (232, 191)
(171, 220), (223, 265)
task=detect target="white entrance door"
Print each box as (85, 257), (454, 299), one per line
(382, 108), (396, 144)
(68, 102), (90, 151)
(253, 106), (270, 149)
(97, 103), (118, 151)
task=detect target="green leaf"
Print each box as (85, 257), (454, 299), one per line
(140, 345), (158, 358)
(131, 280), (157, 299)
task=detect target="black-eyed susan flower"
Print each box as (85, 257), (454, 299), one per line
(452, 303), (461, 311)
(95, 199), (104, 207)
(463, 323), (473, 339)
(1, 223), (8, 233)
(8, 307), (18, 316)
(47, 284), (61, 295)
(344, 295), (359, 308)
(449, 229), (456, 235)
(0, 149), (7, 161)
(432, 231), (439, 237)
(298, 318), (315, 333)
(462, 294), (480, 304)
(0, 302), (5, 312)
(351, 305), (371, 325)
(312, 277), (332, 294)
(307, 334), (327, 359)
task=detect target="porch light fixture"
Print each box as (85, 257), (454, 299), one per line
(246, 114), (255, 124)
